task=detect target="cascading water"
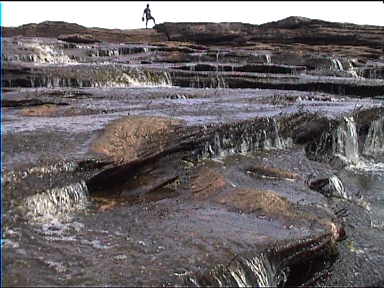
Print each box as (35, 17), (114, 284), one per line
(10, 65), (173, 88)
(331, 58), (344, 71)
(264, 118), (293, 150)
(330, 57), (360, 78)
(310, 115), (383, 169)
(265, 54), (272, 64)
(363, 117), (384, 156)
(199, 118), (293, 160)
(21, 181), (89, 223)
(184, 253), (285, 287)
(214, 49), (227, 88)
(328, 175), (348, 200)
(8, 41), (76, 64)
(332, 116), (359, 166)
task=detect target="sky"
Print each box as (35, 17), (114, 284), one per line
(1, 1), (384, 29)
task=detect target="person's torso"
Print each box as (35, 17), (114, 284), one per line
(144, 8), (151, 17)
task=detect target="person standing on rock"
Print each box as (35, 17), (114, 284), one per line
(142, 4), (156, 29)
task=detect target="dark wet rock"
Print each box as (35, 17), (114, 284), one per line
(290, 116), (336, 145)
(360, 66), (384, 79)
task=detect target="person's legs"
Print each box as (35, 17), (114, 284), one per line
(145, 18), (148, 29)
(151, 16), (156, 25)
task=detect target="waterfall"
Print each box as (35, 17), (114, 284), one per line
(268, 119), (292, 150)
(198, 118), (292, 160)
(331, 58), (344, 71)
(214, 49), (225, 88)
(23, 66), (173, 88)
(265, 54), (271, 64)
(329, 175), (348, 200)
(363, 117), (384, 156)
(332, 117), (359, 165)
(330, 57), (361, 78)
(21, 181), (89, 222)
(306, 116), (360, 167)
(20, 42), (75, 64)
(184, 253), (284, 287)
(216, 50), (220, 67)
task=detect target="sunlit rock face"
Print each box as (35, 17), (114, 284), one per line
(2, 17), (384, 287)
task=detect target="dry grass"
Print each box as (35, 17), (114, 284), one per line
(91, 116), (184, 164)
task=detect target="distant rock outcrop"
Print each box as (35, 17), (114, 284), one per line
(154, 22), (255, 44)
(154, 17), (384, 48)
(3, 21), (88, 38)
(2, 21), (167, 43)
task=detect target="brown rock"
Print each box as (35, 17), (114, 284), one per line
(215, 188), (299, 218)
(91, 116), (184, 163)
(190, 167), (230, 199)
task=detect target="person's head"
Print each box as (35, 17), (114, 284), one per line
(147, 4), (149, 8)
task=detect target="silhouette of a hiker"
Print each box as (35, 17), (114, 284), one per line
(142, 4), (156, 29)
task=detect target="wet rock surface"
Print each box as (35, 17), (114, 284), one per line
(2, 18), (384, 287)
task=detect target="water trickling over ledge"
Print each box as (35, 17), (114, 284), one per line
(3, 64), (173, 88)
(363, 117), (384, 157)
(21, 181), (89, 223)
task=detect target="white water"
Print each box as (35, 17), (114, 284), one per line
(331, 116), (384, 228)
(332, 116), (360, 165)
(331, 115), (384, 173)
(21, 42), (75, 64)
(22, 181), (89, 223)
(186, 254), (281, 287)
(265, 54), (271, 64)
(27, 67), (173, 88)
(330, 57), (361, 78)
(329, 175), (348, 200)
(330, 115), (384, 174)
(331, 58), (344, 71)
(203, 118), (292, 160)
(363, 117), (384, 156)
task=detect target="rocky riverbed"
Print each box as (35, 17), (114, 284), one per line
(2, 17), (384, 287)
